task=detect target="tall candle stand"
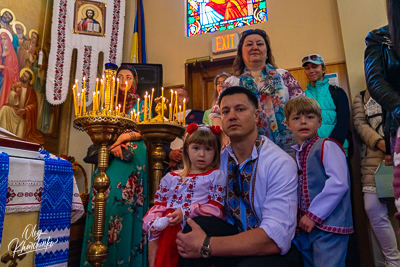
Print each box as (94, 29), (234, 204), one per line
(74, 116), (136, 266)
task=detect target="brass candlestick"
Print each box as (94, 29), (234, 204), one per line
(138, 96), (185, 204)
(74, 115), (136, 266)
(137, 122), (185, 204)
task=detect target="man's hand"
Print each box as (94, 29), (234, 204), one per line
(176, 218), (206, 258)
(169, 149), (182, 162)
(167, 209), (183, 226)
(298, 215), (316, 233)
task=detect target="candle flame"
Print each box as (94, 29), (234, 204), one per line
(152, 88), (155, 92)
(83, 76), (86, 81)
(96, 78), (99, 82)
(75, 79), (78, 83)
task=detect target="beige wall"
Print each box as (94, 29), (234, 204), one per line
(337, 0), (387, 99)
(126, 0), (345, 87)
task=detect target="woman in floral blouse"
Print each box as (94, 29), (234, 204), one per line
(81, 64), (149, 266)
(209, 29), (304, 156)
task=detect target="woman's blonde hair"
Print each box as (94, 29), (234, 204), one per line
(178, 125), (221, 177)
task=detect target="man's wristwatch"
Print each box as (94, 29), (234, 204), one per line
(200, 235), (212, 258)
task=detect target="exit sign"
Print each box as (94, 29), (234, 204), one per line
(212, 33), (239, 54)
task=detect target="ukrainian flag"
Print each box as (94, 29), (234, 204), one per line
(130, 0), (146, 63)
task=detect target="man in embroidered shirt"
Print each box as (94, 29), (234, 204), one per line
(177, 86), (302, 266)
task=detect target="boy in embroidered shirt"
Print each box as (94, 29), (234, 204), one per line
(284, 96), (353, 267)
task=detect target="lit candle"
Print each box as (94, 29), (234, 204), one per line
(83, 76), (86, 90)
(75, 79), (79, 92)
(72, 85), (77, 116)
(137, 112), (140, 123)
(144, 94), (148, 122)
(115, 78), (119, 111)
(162, 97), (165, 118)
(95, 77), (99, 93)
(97, 91), (100, 112)
(123, 81), (128, 114)
(93, 92), (97, 114)
(149, 88), (154, 119)
(179, 105), (182, 124)
(183, 98), (186, 125)
(137, 98), (140, 117)
(77, 92), (81, 116)
(80, 89), (84, 116)
(83, 89), (86, 115)
(110, 77), (115, 111)
(119, 104), (121, 116)
(161, 87), (164, 99)
(116, 106), (119, 116)
(174, 91), (178, 122)
(169, 103), (172, 121)
(100, 78), (104, 110)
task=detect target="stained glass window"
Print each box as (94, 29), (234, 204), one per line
(187, 0), (267, 37)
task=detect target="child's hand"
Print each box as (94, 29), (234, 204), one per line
(298, 215), (316, 233)
(166, 209), (183, 226)
(150, 227), (161, 238)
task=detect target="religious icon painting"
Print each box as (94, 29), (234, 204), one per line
(73, 0), (106, 37)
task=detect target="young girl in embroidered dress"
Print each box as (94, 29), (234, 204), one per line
(143, 123), (226, 267)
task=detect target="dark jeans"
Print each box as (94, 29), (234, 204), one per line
(179, 216), (303, 267)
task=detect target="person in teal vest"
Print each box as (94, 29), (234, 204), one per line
(301, 54), (350, 156)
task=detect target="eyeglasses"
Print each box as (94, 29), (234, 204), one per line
(232, 165), (243, 198)
(301, 54), (320, 64)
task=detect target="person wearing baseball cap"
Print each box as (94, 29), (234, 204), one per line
(301, 53), (351, 156)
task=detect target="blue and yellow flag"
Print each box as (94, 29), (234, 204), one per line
(130, 0), (146, 63)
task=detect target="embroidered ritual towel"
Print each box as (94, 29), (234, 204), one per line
(35, 150), (74, 267)
(0, 152), (9, 250)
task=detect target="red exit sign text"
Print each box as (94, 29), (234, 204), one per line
(212, 33), (239, 54)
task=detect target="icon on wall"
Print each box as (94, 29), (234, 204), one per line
(73, 0), (106, 37)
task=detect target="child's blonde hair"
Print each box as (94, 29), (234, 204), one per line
(178, 125), (221, 177)
(284, 96), (322, 119)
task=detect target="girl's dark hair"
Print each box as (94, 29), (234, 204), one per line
(232, 29), (276, 76)
(387, 0), (400, 55)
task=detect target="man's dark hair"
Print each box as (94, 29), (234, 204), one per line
(24, 70), (33, 82)
(2, 11), (13, 22)
(86, 9), (95, 17)
(218, 86), (259, 109)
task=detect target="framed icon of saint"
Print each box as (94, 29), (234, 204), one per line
(73, 0), (106, 37)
